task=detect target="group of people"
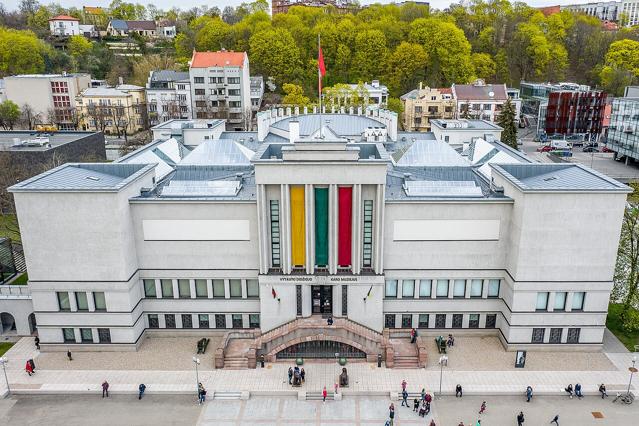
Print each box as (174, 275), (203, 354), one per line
(287, 365), (306, 386)
(564, 383), (583, 399)
(198, 382), (207, 404)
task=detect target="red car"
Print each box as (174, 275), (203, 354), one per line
(537, 145), (553, 152)
(601, 147), (613, 153)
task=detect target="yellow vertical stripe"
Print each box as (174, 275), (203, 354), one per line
(290, 186), (305, 266)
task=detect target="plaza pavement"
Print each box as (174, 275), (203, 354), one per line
(1, 332), (637, 399)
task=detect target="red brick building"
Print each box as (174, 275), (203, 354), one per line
(545, 91), (607, 136)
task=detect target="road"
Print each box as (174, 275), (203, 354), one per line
(1, 394), (636, 425)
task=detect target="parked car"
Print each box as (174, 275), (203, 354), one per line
(601, 146), (614, 153)
(583, 142), (599, 148)
(551, 149), (573, 157)
(537, 145), (553, 152)
(583, 146), (600, 153)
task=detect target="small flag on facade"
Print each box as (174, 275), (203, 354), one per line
(272, 287), (277, 299)
(366, 285), (373, 299)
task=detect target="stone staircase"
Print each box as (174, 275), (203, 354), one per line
(213, 391), (243, 400)
(393, 354), (420, 369)
(388, 338), (421, 369)
(222, 338), (252, 369)
(306, 391), (336, 401)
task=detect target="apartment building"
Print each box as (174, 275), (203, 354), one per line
(561, 1), (619, 21)
(189, 50), (252, 130)
(3, 73), (91, 130)
(145, 70), (192, 126)
(622, 0), (639, 25)
(452, 80), (521, 123)
(250, 76), (265, 112)
(49, 15), (81, 36)
(605, 89), (639, 162)
(400, 83), (455, 131)
(76, 85), (147, 135)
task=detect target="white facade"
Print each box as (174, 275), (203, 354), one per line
(561, 1), (620, 21)
(49, 16), (80, 36)
(622, 0), (639, 25)
(9, 111), (629, 354)
(146, 71), (192, 125)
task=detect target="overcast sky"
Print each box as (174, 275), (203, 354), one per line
(0, 0), (588, 13)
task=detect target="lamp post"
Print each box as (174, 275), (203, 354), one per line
(192, 356), (200, 397)
(0, 357), (9, 396)
(627, 356), (637, 397)
(437, 354), (447, 400)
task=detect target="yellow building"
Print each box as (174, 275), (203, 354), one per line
(76, 84), (147, 136)
(400, 83), (456, 131)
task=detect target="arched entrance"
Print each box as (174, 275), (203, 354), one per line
(276, 340), (367, 359)
(0, 312), (16, 334)
(28, 313), (37, 335)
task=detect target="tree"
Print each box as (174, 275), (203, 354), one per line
(249, 28), (302, 87)
(0, 27), (46, 77)
(353, 29), (388, 82)
(495, 98), (517, 150)
(600, 39), (639, 95)
(472, 53), (496, 81)
(387, 97), (403, 117)
(193, 16), (232, 51)
(131, 54), (181, 86)
(282, 83), (310, 106)
(613, 203), (639, 332)
(20, 104), (41, 130)
(0, 100), (21, 130)
(67, 35), (92, 59)
(384, 42), (428, 97)
(109, 1), (139, 20)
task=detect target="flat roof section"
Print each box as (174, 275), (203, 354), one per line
(0, 132), (99, 152)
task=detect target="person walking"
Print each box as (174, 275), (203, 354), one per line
(288, 367), (293, 385)
(322, 386), (327, 403)
(389, 403), (395, 424)
(517, 411), (525, 426)
(599, 384), (608, 399)
(101, 380), (109, 398)
(410, 328), (416, 343)
(138, 383), (146, 400)
(421, 388), (426, 401)
(334, 382), (339, 396)
(67, 350), (72, 361)
(34, 336), (40, 350)
(526, 386), (533, 402)
(574, 383), (583, 399)
(429, 419), (436, 426)
(413, 396), (420, 412)
(456, 384), (463, 398)
(401, 379), (407, 392)
(401, 389), (409, 407)
(479, 401), (486, 415)
(198, 384), (207, 405)
(300, 368), (305, 383)
(25, 360), (34, 376)
(550, 414), (559, 425)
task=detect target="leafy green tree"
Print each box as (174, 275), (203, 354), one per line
(67, 35), (92, 59)
(353, 29), (388, 82)
(282, 83), (310, 106)
(386, 97), (403, 118)
(109, 1), (139, 20)
(0, 27), (46, 77)
(0, 100), (21, 130)
(613, 204), (639, 332)
(471, 53), (496, 81)
(384, 42), (427, 97)
(509, 22), (550, 80)
(600, 39), (639, 95)
(194, 16), (232, 51)
(496, 98), (517, 150)
(249, 27), (302, 88)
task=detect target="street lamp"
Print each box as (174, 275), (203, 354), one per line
(192, 356), (200, 398)
(0, 357), (9, 396)
(627, 356), (637, 398)
(437, 354), (448, 400)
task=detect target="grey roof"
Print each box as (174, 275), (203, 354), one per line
(0, 131), (98, 152)
(271, 114), (385, 137)
(180, 139), (255, 166)
(453, 82), (508, 101)
(118, 138), (188, 181)
(9, 163), (154, 192)
(155, 166), (256, 200)
(392, 139), (469, 166)
(491, 163), (631, 192)
(386, 166), (496, 200)
(110, 19), (128, 30)
(430, 119), (503, 131)
(150, 70), (190, 83)
(81, 87), (129, 97)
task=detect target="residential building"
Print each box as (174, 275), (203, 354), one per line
(605, 91), (639, 162)
(430, 119), (503, 147)
(3, 73), (91, 130)
(271, 0), (357, 14)
(189, 50), (252, 130)
(544, 90), (607, 137)
(157, 20), (176, 38)
(79, 24), (98, 38)
(625, 86), (639, 97)
(9, 107), (629, 358)
(145, 70), (192, 126)
(622, 0), (639, 26)
(537, 5), (561, 16)
(250, 76), (265, 112)
(561, 1), (620, 21)
(107, 20), (156, 37)
(400, 83), (455, 131)
(452, 80), (521, 123)
(48, 15), (80, 36)
(324, 81), (389, 109)
(349, 81), (388, 107)
(76, 85), (147, 135)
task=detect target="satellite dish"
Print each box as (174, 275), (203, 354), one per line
(488, 91), (495, 97)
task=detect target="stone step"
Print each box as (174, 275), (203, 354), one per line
(306, 392), (336, 401)
(213, 391), (242, 400)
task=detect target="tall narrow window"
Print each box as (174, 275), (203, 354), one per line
(148, 314), (159, 328)
(249, 314), (260, 328)
(342, 285), (348, 316)
(232, 314), (243, 329)
(452, 314), (463, 328)
(554, 292), (567, 311)
(62, 328), (75, 342)
(385, 280), (398, 298)
(75, 292), (88, 311)
(572, 292), (585, 311)
(567, 328), (580, 343)
(418, 314), (429, 328)
(93, 292), (106, 311)
(57, 292), (71, 311)
(296, 285), (302, 316)
(230, 279), (242, 298)
(143, 279), (156, 298)
(246, 279), (259, 298)
(385, 314), (396, 328)
(453, 280), (466, 297)
(402, 280), (415, 298)
(435, 314), (446, 328)
(531, 328), (545, 343)
(536, 292), (549, 311)
(362, 200), (373, 268)
(80, 328), (93, 342)
(487, 279), (500, 297)
(290, 186), (306, 267)
(485, 314), (496, 328)
(178, 280), (191, 298)
(470, 280), (483, 297)
(213, 279), (225, 298)
(195, 280), (208, 298)
(98, 328), (111, 343)
(200, 314), (210, 328)
(161, 279), (173, 298)
(436, 280), (449, 297)
(469, 314), (480, 328)
(165, 314), (176, 328)
(419, 280), (431, 298)
(182, 314), (193, 328)
(270, 200), (280, 267)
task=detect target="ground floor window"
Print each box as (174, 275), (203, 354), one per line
(567, 328), (580, 344)
(249, 314), (260, 328)
(148, 314), (159, 329)
(485, 314), (496, 329)
(418, 314), (429, 328)
(385, 314), (395, 328)
(435, 314), (446, 328)
(80, 328), (93, 343)
(62, 328), (75, 342)
(165, 314), (176, 328)
(98, 328), (111, 343)
(232, 314), (243, 329)
(182, 314), (193, 329)
(468, 314), (479, 328)
(214, 314), (225, 328)
(401, 314), (412, 328)
(531, 328), (545, 343)
(452, 314), (463, 328)
(549, 328), (562, 343)
(296, 285), (302, 316)
(200, 314), (210, 329)
(342, 285), (348, 316)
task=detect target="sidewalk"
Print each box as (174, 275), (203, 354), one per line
(1, 336), (636, 398)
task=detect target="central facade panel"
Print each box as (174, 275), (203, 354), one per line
(314, 187), (329, 266)
(338, 186), (352, 266)
(290, 185), (306, 266)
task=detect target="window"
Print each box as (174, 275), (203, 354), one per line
(93, 292), (106, 311)
(230, 279), (242, 298)
(362, 200), (373, 267)
(453, 280), (466, 297)
(161, 279), (173, 298)
(485, 314), (496, 328)
(213, 279), (225, 298)
(554, 292), (567, 311)
(572, 292), (585, 310)
(385, 314), (396, 328)
(483, 104), (492, 110)
(178, 279), (191, 298)
(144, 279), (156, 297)
(232, 314), (243, 329)
(401, 314), (412, 328)
(199, 314), (210, 329)
(435, 314), (446, 328)
(249, 314), (260, 328)
(567, 328), (580, 343)
(148, 314), (159, 329)
(270, 200), (281, 267)
(228, 89), (240, 96)
(57, 292), (71, 311)
(214, 314), (225, 328)
(469, 314), (480, 328)
(452, 314), (463, 328)
(62, 328), (75, 342)
(209, 77), (217, 84)
(385, 280), (398, 297)
(414, 106), (422, 113)
(436, 280), (449, 297)
(470, 279), (483, 297)
(80, 328), (93, 343)
(182, 314), (193, 328)
(342, 285), (348, 316)
(296, 285), (302, 316)
(419, 280), (431, 297)
(247, 279), (259, 297)
(194, 77), (204, 84)
(195, 99), (206, 106)
(229, 101), (241, 107)
(195, 280), (207, 298)
(536, 292), (549, 311)
(531, 328), (545, 343)
(487, 279), (500, 297)
(75, 292), (88, 311)
(228, 77), (240, 84)
(402, 280), (415, 298)
(194, 89), (205, 96)
(418, 314), (429, 328)
(165, 314), (176, 328)
(177, 84), (186, 90)
(549, 328), (562, 343)
(98, 328), (111, 343)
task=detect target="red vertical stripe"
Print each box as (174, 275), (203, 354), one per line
(338, 187), (352, 266)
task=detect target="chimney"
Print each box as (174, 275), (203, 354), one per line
(419, 81), (422, 91)
(289, 120), (299, 144)
(118, 76), (124, 85)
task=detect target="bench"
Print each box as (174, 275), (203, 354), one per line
(197, 338), (210, 354)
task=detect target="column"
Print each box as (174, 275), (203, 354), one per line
(333, 285), (342, 317)
(338, 187), (353, 268)
(87, 292), (96, 311)
(256, 184), (269, 274)
(281, 184), (291, 274)
(374, 184), (385, 274)
(189, 279), (196, 299)
(172, 279), (179, 299)
(302, 284), (312, 317)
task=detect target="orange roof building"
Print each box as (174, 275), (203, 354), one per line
(190, 51), (248, 68)
(49, 15), (79, 21)
(537, 5), (561, 17)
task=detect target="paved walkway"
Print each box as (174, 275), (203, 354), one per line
(1, 336), (637, 398)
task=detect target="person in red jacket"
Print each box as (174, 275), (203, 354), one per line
(322, 386), (327, 403)
(25, 361), (34, 376)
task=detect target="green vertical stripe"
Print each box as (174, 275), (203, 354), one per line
(315, 188), (329, 266)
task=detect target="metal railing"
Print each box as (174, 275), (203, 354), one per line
(0, 285), (31, 298)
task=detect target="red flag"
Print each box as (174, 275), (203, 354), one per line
(318, 46), (326, 77)
(271, 287), (277, 299)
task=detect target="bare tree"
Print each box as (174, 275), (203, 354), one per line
(84, 103), (110, 134)
(20, 104), (41, 130)
(110, 105), (130, 143)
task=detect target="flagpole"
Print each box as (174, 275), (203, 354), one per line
(318, 33), (323, 139)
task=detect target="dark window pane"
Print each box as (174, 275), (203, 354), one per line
(98, 328), (111, 343)
(452, 314), (463, 328)
(57, 292), (71, 311)
(93, 292), (106, 311)
(232, 314), (243, 329)
(161, 279), (173, 298)
(80, 328), (93, 342)
(435, 314), (446, 328)
(178, 280), (190, 298)
(549, 328), (562, 343)
(342, 285), (348, 316)
(532, 328), (545, 343)
(230, 280), (242, 298)
(249, 314), (260, 328)
(63, 328), (75, 342)
(401, 314), (412, 328)
(567, 328), (580, 343)
(296, 285), (302, 316)
(75, 292), (88, 311)
(199, 314), (210, 329)
(485, 314), (496, 329)
(182, 314), (193, 329)
(165, 314), (176, 328)
(418, 314), (428, 328)
(469, 314), (479, 328)
(195, 280), (207, 298)
(144, 279), (156, 297)
(214, 314), (225, 328)
(213, 280), (225, 297)
(148, 314), (159, 329)
(385, 314), (395, 328)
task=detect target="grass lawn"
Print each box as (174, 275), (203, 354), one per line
(9, 272), (28, 285)
(606, 303), (639, 351)
(0, 342), (15, 357)
(0, 214), (20, 243)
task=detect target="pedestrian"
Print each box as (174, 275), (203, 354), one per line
(385, 421), (391, 426)
(410, 328), (416, 343)
(389, 403), (395, 422)
(101, 380), (109, 398)
(300, 368), (305, 382)
(288, 366), (293, 385)
(425, 393), (432, 403)
(564, 384), (573, 398)
(456, 384), (463, 398)
(28, 359), (36, 372)
(413, 396), (419, 412)
(517, 411), (525, 426)
(447, 334), (455, 347)
(574, 383), (583, 399)
(401, 389), (408, 407)
(34, 336), (40, 350)
(25, 360), (34, 376)
(421, 387), (426, 401)
(479, 401), (486, 415)
(526, 385), (533, 402)
(429, 419), (436, 426)
(334, 382), (339, 395)
(458, 423), (465, 426)
(138, 383), (146, 400)
(198, 384), (206, 404)
(401, 379), (407, 392)
(475, 420), (481, 426)
(322, 386), (327, 403)
(599, 383), (608, 399)
(550, 414), (559, 425)
(67, 349), (72, 361)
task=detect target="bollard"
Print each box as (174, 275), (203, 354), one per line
(260, 355), (265, 368)
(377, 354), (382, 368)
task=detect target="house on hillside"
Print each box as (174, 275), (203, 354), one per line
(49, 15), (80, 36)
(107, 20), (157, 37)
